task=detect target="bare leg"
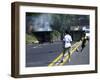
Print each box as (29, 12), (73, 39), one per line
(61, 48), (67, 63)
(68, 47), (71, 62)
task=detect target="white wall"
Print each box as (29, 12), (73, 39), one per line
(0, 0), (100, 80)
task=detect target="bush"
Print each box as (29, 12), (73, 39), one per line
(51, 30), (61, 41)
(26, 34), (39, 44)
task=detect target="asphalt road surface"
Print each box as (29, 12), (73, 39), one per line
(26, 41), (89, 67)
(65, 41), (89, 65)
(26, 41), (63, 67)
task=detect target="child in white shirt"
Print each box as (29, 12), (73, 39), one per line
(61, 30), (72, 63)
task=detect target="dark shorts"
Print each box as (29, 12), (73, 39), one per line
(63, 47), (71, 54)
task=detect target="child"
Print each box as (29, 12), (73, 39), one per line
(61, 30), (72, 63)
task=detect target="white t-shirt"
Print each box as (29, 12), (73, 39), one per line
(63, 34), (72, 48)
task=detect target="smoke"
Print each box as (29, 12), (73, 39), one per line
(26, 13), (52, 32)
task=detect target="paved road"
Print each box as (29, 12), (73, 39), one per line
(26, 41), (64, 67)
(66, 41), (89, 65)
(26, 41), (89, 67)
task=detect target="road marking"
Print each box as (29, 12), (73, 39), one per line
(48, 52), (63, 66)
(59, 42), (81, 66)
(32, 44), (42, 48)
(48, 42), (80, 67)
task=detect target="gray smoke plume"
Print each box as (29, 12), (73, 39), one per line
(26, 13), (52, 32)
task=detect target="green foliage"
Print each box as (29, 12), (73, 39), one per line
(50, 14), (89, 33)
(26, 13), (89, 33)
(53, 30), (61, 37)
(51, 30), (61, 41)
(26, 34), (38, 44)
